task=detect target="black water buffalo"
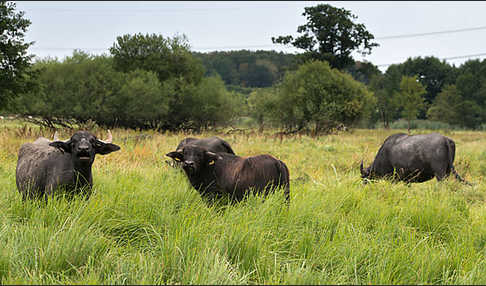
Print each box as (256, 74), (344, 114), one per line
(166, 145), (290, 204)
(176, 136), (235, 154)
(167, 136), (235, 168)
(16, 130), (120, 201)
(360, 133), (470, 184)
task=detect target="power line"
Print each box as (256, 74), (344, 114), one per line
(376, 52), (486, 67)
(29, 24), (486, 52)
(376, 25), (486, 40)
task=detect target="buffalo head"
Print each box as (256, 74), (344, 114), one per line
(49, 130), (120, 166)
(166, 146), (222, 175)
(360, 160), (372, 182)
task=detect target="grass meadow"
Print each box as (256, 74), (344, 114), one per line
(2, 122), (486, 284)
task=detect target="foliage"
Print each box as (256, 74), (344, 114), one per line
(107, 33), (242, 131)
(423, 59), (486, 130)
(0, 0), (35, 106)
(272, 3), (378, 70)
(345, 60), (382, 85)
(193, 50), (298, 88)
(10, 51), (126, 128)
(454, 59), (486, 128)
(247, 88), (279, 131)
(105, 69), (170, 129)
(110, 33), (204, 85)
(271, 60), (375, 133)
(399, 56), (457, 105)
(371, 56), (457, 122)
(8, 50), (240, 131)
(167, 75), (243, 131)
(427, 84), (463, 127)
(396, 75), (426, 132)
(369, 73), (398, 129)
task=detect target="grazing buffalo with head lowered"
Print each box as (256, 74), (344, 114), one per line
(166, 145), (290, 204)
(360, 132), (470, 184)
(167, 136), (235, 168)
(16, 130), (120, 201)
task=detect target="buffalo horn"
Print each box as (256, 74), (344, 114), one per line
(53, 131), (69, 143)
(99, 130), (113, 144)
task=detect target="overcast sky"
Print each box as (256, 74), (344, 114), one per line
(15, 1), (486, 72)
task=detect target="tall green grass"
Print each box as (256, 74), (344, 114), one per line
(1, 125), (486, 284)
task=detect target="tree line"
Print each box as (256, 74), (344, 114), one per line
(2, 1), (486, 133)
(7, 40), (244, 132)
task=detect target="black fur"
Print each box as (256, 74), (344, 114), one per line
(360, 133), (470, 184)
(167, 145), (290, 204)
(16, 131), (120, 201)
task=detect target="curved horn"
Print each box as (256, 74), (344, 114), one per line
(53, 131), (69, 143)
(360, 160), (365, 175)
(99, 130), (113, 144)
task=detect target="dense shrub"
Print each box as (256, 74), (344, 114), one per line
(269, 60), (375, 133)
(9, 50), (241, 131)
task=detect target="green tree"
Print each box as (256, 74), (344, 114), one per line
(373, 64), (408, 128)
(273, 60), (374, 133)
(193, 50), (299, 88)
(272, 3), (378, 70)
(110, 33), (242, 131)
(369, 73), (399, 129)
(426, 84), (462, 126)
(346, 60), (381, 85)
(164, 75), (242, 132)
(247, 88), (279, 131)
(396, 76), (426, 133)
(190, 76), (242, 130)
(106, 69), (169, 129)
(109, 33), (204, 85)
(0, 0), (35, 106)
(399, 56), (457, 107)
(452, 59), (486, 128)
(376, 56), (456, 120)
(10, 51), (127, 128)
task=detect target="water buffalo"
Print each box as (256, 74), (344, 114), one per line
(176, 136), (235, 154)
(166, 145), (290, 204)
(167, 136), (235, 168)
(16, 130), (121, 201)
(360, 133), (470, 184)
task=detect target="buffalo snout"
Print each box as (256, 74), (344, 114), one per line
(183, 160), (197, 173)
(183, 160), (195, 168)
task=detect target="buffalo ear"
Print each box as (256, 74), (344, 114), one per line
(95, 141), (121, 155)
(166, 151), (183, 162)
(49, 140), (72, 153)
(205, 151), (222, 165)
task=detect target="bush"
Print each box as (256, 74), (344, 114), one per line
(9, 51), (241, 131)
(269, 60), (375, 133)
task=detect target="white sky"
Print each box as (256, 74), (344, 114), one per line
(15, 1), (486, 72)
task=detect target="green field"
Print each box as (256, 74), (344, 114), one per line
(1, 123), (486, 284)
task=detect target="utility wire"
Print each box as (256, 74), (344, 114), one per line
(28, 25), (486, 66)
(29, 24), (486, 52)
(375, 25), (486, 40)
(376, 52), (486, 67)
